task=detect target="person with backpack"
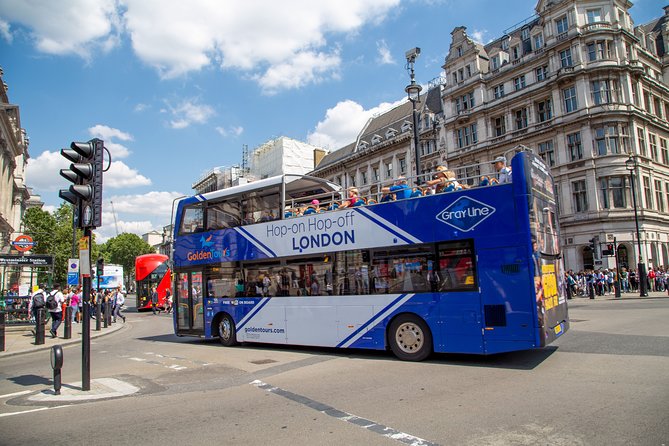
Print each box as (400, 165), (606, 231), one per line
(29, 284), (47, 324)
(47, 283), (65, 338)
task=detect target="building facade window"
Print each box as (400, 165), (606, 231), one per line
(600, 177), (626, 209)
(536, 65), (548, 82)
(587, 8), (602, 23)
(361, 170), (368, 185)
(637, 128), (647, 157)
(536, 98), (553, 122)
(399, 157), (407, 175)
(563, 86), (578, 113)
(455, 92), (475, 113)
(538, 140), (555, 166)
(494, 84), (505, 99)
(649, 134), (659, 161)
(594, 124), (621, 155)
(591, 79), (618, 105)
(493, 115), (506, 137)
(655, 179), (665, 213)
(455, 124), (478, 148)
(373, 167), (380, 183)
(661, 138), (668, 165)
(567, 132), (583, 161)
(514, 75), (526, 91)
(385, 161), (393, 179)
(556, 15), (569, 34)
(586, 40), (611, 61)
(514, 108), (528, 130)
(533, 33), (544, 50)
(643, 176), (653, 208)
(572, 180), (588, 212)
(560, 48), (573, 67)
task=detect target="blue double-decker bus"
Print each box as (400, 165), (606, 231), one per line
(171, 150), (568, 361)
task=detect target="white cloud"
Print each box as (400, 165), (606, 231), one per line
(165, 98), (215, 129)
(0, 0), (400, 92)
(0, 18), (11, 42)
(107, 191), (184, 217)
(88, 124), (133, 159)
(94, 218), (156, 243)
(307, 98), (405, 150)
(106, 161), (151, 188)
(215, 125), (244, 138)
(254, 50), (341, 95)
(376, 39), (394, 65)
(134, 103), (148, 112)
(0, 0), (121, 58)
(471, 29), (486, 44)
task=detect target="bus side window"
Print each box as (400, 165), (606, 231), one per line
(181, 204), (205, 234)
(207, 200), (240, 230)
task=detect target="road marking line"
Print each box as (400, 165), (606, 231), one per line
(128, 357), (146, 362)
(250, 380), (440, 446)
(0, 405), (69, 418)
(0, 390), (31, 399)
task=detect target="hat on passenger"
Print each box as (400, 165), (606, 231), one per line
(493, 156), (507, 164)
(311, 199), (320, 205)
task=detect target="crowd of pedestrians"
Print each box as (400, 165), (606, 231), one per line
(28, 284), (128, 338)
(564, 266), (668, 297)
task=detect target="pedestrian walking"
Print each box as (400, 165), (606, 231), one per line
(47, 283), (65, 338)
(113, 286), (126, 323)
(165, 288), (173, 313)
(151, 286), (159, 315)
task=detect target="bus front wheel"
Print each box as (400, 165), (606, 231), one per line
(218, 314), (238, 347)
(388, 314), (432, 361)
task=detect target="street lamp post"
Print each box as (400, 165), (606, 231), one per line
(625, 154), (648, 297)
(405, 47), (422, 182)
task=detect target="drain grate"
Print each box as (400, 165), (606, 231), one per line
(250, 359), (278, 365)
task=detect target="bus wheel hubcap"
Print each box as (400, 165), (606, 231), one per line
(220, 319), (231, 340)
(396, 322), (423, 353)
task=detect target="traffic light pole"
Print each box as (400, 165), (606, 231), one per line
(82, 227), (91, 391)
(613, 237), (621, 298)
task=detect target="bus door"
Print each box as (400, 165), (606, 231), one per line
(176, 271), (204, 334)
(478, 246), (536, 353)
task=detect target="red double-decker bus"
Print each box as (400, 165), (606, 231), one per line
(135, 254), (171, 311)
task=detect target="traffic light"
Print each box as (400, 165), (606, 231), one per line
(96, 258), (104, 278)
(588, 238), (597, 251)
(602, 243), (615, 256)
(59, 138), (104, 228)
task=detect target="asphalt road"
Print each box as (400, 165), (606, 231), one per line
(0, 297), (667, 445)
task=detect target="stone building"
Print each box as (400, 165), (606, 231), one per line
(311, 0), (669, 273)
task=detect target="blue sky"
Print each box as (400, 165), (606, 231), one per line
(0, 0), (660, 242)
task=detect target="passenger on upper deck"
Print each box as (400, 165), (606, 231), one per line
(382, 176), (411, 200)
(493, 156), (512, 184)
(340, 187), (365, 208)
(303, 199), (321, 215)
(425, 166), (462, 193)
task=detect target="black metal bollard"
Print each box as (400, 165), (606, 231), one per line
(96, 299), (101, 331)
(104, 300), (109, 328)
(0, 311), (5, 352)
(35, 308), (45, 345)
(64, 307), (72, 339)
(589, 283), (595, 299)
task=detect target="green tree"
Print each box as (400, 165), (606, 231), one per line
(21, 206), (57, 286)
(103, 233), (155, 289)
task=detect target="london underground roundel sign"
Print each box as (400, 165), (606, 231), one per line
(12, 234), (35, 252)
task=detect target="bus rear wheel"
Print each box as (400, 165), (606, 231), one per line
(218, 314), (238, 347)
(388, 314), (432, 361)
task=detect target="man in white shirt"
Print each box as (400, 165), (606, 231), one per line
(48, 283), (65, 338)
(113, 286), (126, 323)
(493, 156), (512, 184)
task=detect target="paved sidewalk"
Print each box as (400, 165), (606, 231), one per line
(570, 289), (669, 301)
(0, 319), (124, 358)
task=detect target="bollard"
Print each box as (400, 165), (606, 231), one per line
(95, 299), (101, 331)
(614, 281), (621, 298)
(35, 308), (45, 345)
(50, 345), (63, 395)
(0, 311), (5, 352)
(103, 300), (109, 328)
(64, 307), (72, 339)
